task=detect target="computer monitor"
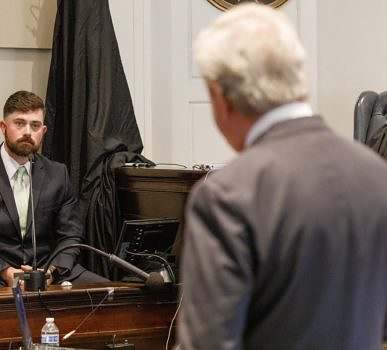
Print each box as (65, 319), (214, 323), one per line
(114, 218), (179, 281)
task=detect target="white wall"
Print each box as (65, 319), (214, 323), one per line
(149, 1), (172, 162)
(0, 50), (51, 109)
(109, 0), (153, 158)
(0, 49), (51, 143)
(0, 0), (54, 122)
(318, 0), (387, 138)
(0, 0), (53, 143)
(0, 0), (55, 49)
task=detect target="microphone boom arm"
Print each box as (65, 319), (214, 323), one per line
(44, 243), (152, 282)
(26, 155), (164, 291)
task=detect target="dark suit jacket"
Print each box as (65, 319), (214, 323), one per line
(0, 152), (85, 283)
(179, 117), (387, 350)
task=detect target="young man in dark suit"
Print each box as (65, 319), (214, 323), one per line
(0, 90), (108, 287)
(178, 4), (387, 350)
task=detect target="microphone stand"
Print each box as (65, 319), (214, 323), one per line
(23, 154), (46, 291)
(30, 155), (37, 271)
(43, 244), (167, 290)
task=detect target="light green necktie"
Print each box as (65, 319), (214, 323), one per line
(13, 166), (29, 238)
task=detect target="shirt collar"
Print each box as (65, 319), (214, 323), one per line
(1, 143), (31, 181)
(245, 102), (313, 147)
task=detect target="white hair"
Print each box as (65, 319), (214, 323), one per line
(194, 4), (308, 116)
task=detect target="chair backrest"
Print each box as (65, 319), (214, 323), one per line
(354, 90), (387, 144)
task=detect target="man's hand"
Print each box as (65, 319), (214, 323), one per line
(21, 265), (54, 286)
(0, 266), (24, 287)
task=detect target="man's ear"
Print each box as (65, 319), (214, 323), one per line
(0, 120), (6, 134)
(208, 81), (222, 101)
(222, 93), (236, 118)
(208, 81), (235, 120)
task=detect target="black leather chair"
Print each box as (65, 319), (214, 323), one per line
(354, 91), (387, 144)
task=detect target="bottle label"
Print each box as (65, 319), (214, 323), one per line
(41, 334), (59, 344)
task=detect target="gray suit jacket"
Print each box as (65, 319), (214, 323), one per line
(179, 117), (387, 350)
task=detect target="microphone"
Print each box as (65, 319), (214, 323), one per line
(21, 153), (46, 291)
(28, 153), (37, 271)
(43, 244), (167, 290)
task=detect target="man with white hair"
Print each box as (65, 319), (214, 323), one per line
(178, 4), (387, 350)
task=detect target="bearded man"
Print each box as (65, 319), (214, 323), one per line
(0, 90), (108, 287)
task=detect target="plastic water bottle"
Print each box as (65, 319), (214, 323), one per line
(41, 317), (60, 347)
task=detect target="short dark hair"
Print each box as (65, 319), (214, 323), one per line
(3, 90), (44, 118)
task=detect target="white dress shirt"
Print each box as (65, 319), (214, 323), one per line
(245, 102), (313, 147)
(1, 144), (31, 191)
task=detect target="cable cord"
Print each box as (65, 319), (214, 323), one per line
(62, 288), (114, 340)
(38, 289), (53, 318)
(125, 249), (176, 283)
(165, 290), (183, 350)
(154, 163), (188, 168)
(203, 169), (216, 182)
(86, 289), (94, 311)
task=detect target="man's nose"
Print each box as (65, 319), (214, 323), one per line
(24, 124), (32, 135)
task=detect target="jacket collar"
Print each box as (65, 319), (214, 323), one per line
(245, 102), (313, 147)
(0, 155), (20, 235)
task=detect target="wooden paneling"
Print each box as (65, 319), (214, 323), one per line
(0, 283), (178, 349)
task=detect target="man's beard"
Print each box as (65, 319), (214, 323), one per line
(4, 133), (39, 157)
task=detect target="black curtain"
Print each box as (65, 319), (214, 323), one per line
(43, 0), (147, 277)
(43, 0), (143, 195)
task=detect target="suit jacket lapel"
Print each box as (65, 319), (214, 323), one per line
(0, 156), (21, 235)
(26, 156), (45, 236)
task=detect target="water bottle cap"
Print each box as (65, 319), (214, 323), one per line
(46, 317), (54, 322)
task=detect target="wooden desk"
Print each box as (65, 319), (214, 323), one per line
(0, 282), (178, 349)
(116, 165), (206, 222)
(115, 165), (206, 258)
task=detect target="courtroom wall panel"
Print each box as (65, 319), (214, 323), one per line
(159, 0), (317, 167)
